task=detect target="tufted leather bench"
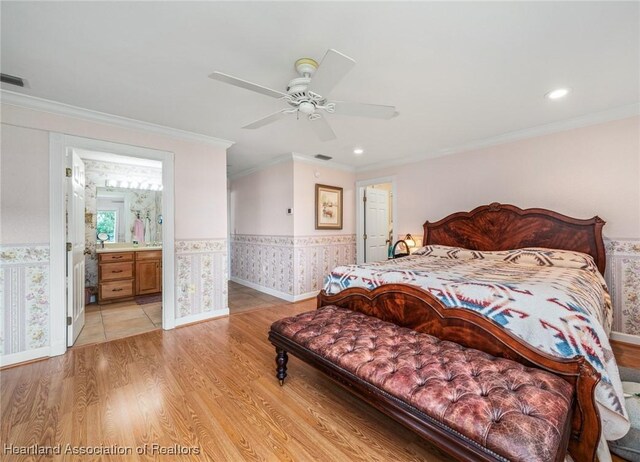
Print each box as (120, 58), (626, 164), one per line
(269, 306), (575, 462)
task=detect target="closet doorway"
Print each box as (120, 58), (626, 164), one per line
(356, 177), (397, 264)
(49, 134), (175, 356)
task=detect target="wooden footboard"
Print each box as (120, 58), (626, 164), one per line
(318, 284), (601, 462)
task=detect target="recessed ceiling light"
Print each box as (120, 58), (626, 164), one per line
(353, 148), (364, 155)
(545, 88), (570, 100)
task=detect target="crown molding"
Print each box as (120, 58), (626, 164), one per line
(228, 153), (294, 181)
(229, 152), (355, 180)
(0, 90), (235, 149)
(357, 102), (640, 173)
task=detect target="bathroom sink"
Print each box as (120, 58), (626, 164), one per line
(96, 243), (162, 253)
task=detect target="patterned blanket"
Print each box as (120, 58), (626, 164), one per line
(324, 245), (630, 441)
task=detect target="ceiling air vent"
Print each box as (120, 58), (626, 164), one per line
(314, 154), (332, 161)
(0, 73), (25, 87)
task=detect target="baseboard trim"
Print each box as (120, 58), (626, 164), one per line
(230, 277), (295, 301)
(0, 346), (51, 368)
(293, 291), (319, 302)
(611, 331), (640, 346)
(230, 277), (319, 303)
(174, 309), (229, 327)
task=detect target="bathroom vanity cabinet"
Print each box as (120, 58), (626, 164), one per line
(98, 249), (162, 303)
(135, 250), (162, 295)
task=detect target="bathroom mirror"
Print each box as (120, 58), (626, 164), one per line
(95, 186), (163, 244)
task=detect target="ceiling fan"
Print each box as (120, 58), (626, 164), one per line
(209, 49), (397, 142)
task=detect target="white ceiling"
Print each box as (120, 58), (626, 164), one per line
(2, 2), (638, 175)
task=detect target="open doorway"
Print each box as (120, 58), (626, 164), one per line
(70, 149), (164, 346)
(49, 134), (175, 356)
(356, 177), (397, 264)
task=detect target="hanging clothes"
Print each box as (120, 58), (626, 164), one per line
(133, 217), (145, 242)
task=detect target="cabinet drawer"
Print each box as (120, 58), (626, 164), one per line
(136, 250), (162, 261)
(99, 252), (134, 263)
(100, 262), (134, 281)
(99, 280), (134, 300)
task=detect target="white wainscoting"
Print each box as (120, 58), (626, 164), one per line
(606, 239), (640, 345)
(175, 239), (228, 324)
(0, 244), (50, 366)
(231, 234), (356, 301)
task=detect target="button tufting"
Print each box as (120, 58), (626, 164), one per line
(273, 306), (575, 462)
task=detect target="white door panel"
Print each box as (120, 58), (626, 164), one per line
(364, 187), (390, 263)
(67, 150), (86, 346)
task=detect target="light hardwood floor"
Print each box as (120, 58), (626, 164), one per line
(1, 284), (638, 461)
(228, 280), (293, 314)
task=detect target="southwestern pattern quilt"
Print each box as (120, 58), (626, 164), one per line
(324, 245), (630, 442)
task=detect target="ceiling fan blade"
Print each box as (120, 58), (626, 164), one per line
(331, 101), (397, 119)
(242, 110), (291, 129)
(309, 115), (337, 142)
(307, 49), (356, 98)
(209, 71), (288, 99)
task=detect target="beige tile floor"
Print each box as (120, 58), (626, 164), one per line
(75, 283), (290, 347)
(74, 299), (162, 347)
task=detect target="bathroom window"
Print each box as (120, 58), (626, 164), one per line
(97, 210), (118, 243)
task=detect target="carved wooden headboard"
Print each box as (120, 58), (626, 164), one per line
(422, 203), (606, 274)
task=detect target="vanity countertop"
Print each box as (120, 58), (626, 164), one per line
(96, 245), (162, 254)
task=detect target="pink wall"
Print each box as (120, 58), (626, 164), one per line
(293, 161), (356, 236)
(1, 124), (50, 243)
(229, 157), (356, 237)
(229, 160), (294, 235)
(0, 103), (229, 243)
(358, 116), (640, 239)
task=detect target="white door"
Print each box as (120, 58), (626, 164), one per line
(364, 187), (390, 263)
(67, 150), (86, 346)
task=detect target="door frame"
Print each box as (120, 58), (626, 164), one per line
(355, 176), (397, 265)
(49, 133), (176, 357)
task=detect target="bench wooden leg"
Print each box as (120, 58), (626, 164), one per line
(275, 348), (288, 386)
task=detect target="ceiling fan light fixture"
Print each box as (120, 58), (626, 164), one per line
(299, 101), (316, 115)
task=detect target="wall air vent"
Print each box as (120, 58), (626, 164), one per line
(0, 73), (25, 87)
(314, 154), (332, 161)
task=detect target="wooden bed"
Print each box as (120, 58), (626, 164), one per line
(317, 202), (607, 461)
(422, 202), (606, 274)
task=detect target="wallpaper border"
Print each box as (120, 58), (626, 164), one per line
(175, 238), (228, 321)
(0, 244), (50, 360)
(230, 233), (356, 300)
(605, 238), (640, 343)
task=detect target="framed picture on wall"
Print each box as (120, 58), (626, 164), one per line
(315, 184), (343, 230)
